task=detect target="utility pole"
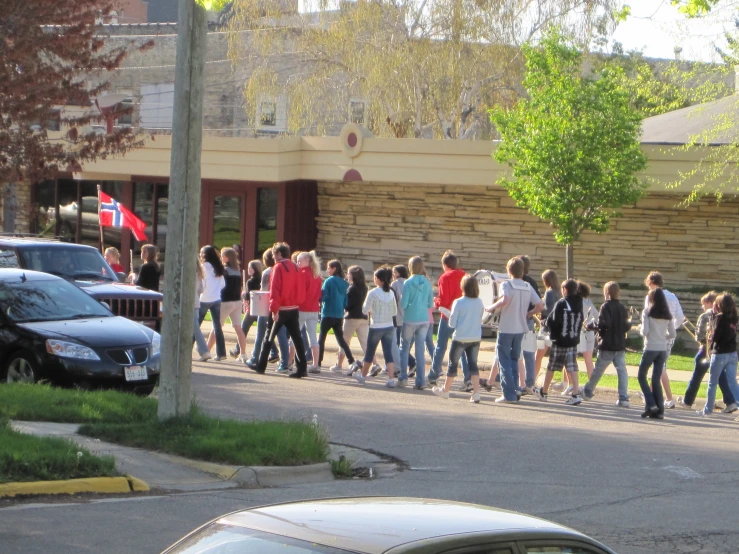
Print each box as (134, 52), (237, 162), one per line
(158, 0), (207, 421)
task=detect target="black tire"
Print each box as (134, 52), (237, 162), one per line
(2, 351), (40, 384)
(58, 221), (75, 241)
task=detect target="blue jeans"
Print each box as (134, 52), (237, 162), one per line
(193, 308), (209, 355)
(400, 322), (430, 386)
(364, 327), (396, 364)
(429, 318), (469, 382)
(584, 350), (629, 402)
(704, 352), (739, 413)
(521, 319), (536, 388)
(638, 350), (666, 415)
(249, 315), (286, 365)
(496, 332), (523, 401)
(199, 301), (226, 358)
(684, 349), (735, 407)
(448, 341), (479, 377)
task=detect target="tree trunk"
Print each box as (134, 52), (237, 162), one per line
(157, 0), (207, 422)
(565, 243), (574, 279)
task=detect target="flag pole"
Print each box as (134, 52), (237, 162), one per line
(97, 184), (104, 254)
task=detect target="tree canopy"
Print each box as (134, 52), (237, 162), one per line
(227, 0), (620, 139)
(0, 0), (151, 184)
(490, 30), (648, 275)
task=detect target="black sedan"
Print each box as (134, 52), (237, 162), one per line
(162, 497), (617, 554)
(0, 269), (160, 393)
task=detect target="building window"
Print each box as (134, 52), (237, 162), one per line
(29, 109), (61, 132)
(257, 188), (278, 257)
(350, 100), (365, 125)
(139, 83), (174, 130)
(260, 102), (277, 127)
(117, 98), (134, 126)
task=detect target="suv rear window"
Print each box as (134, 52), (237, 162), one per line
(19, 247), (117, 282)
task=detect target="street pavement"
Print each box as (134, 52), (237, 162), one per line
(2, 352), (737, 554)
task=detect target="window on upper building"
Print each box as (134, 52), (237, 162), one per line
(350, 99), (366, 126)
(260, 101), (277, 127)
(139, 84), (175, 131)
(117, 98), (134, 126)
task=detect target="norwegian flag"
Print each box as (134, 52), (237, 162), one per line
(99, 191), (148, 242)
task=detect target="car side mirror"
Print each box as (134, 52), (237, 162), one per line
(115, 272), (127, 282)
(100, 301), (112, 312)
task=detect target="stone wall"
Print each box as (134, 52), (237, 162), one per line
(315, 181), (739, 323)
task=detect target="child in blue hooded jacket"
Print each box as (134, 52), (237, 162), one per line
(399, 256), (435, 389)
(319, 260), (359, 371)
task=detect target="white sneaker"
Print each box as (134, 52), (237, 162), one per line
(308, 365), (321, 374)
(432, 386), (450, 399)
(353, 372), (366, 385)
(565, 394), (583, 406)
(616, 399), (630, 408)
(495, 396), (517, 404)
(369, 364), (382, 377)
(330, 364), (342, 373)
(238, 354), (248, 364)
(198, 352), (211, 362)
(535, 388), (548, 402)
(677, 396), (691, 409)
(665, 399), (676, 409)
(396, 379), (408, 388)
(386, 379), (397, 388)
(561, 386), (573, 396)
(381, 367), (388, 375)
(470, 392), (481, 404)
(722, 402), (739, 414)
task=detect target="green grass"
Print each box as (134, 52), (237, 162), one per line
(0, 421), (117, 484)
(570, 371), (706, 398)
(0, 384), (156, 424)
(80, 408), (328, 467)
(1, 384), (328, 468)
(622, 351), (696, 372)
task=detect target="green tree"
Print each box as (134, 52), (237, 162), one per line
(490, 30), (648, 277)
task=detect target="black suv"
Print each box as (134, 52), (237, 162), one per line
(0, 236), (162, 329)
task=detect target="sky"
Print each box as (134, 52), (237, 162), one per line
(613, 0), (737, 62)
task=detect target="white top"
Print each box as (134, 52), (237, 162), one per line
(498, 279), (541, 334)
(362, 287), (398, 329)
(195, 273), (204, 308)
(644, 288), (684, 329)
(200, 262), (225, 303)
(449, 297), (485, 342)
(641, 310), (677, 351)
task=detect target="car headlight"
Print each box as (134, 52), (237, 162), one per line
(46, 340), (100, 361)
(151, 333), (161, 357)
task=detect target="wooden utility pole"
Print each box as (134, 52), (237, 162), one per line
(158, 0), (207, 421)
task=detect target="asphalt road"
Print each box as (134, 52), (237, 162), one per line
(2, 360), (738, 554)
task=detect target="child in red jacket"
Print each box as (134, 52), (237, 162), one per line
(428, 250), (470, 387)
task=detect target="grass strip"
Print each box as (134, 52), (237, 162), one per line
(79, 407), (329, 467)
(1, 384), (328, 468)
(0, 384), (156, 424)
(572, 372), (706, 398)
(0, 421), (117, 484)
(622, 352), (695, 372)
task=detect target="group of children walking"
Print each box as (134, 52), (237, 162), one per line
(192, 242), (739, 418)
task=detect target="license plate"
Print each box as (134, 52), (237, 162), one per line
(124, 366), (148, 381)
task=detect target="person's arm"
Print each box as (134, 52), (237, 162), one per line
(400, 282), (410, 310)
(269, 265), (282, 315)
(597, 304), (610, 335)
(362, 289), (373, 316)
(426, 282), (434, 309)
(486, 282), (510, 313)
(434, 276), (443, 309)
(640, 309), (649, 338)
(623, 305), (632, 333)
(527, 287), (543, 317)
(448, 299), (460, 329)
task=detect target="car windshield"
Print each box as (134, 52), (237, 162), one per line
(0, 277), (113, 323)
(19, 247), (118, 282)
(168, 524), (354, 554)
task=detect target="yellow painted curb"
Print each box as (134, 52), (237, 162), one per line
(154, 452), (239, 480)
(126, 475), (150, 492)
(0, 475), (150, 498)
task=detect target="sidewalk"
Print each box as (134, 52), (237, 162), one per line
(215, 325), (692, 382)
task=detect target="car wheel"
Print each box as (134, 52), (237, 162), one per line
(59, 222), (75, 242)
(3, 352), (40, 384)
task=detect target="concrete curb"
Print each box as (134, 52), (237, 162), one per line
(0, 475), (150, 498)
(154, 452), (333, 487)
